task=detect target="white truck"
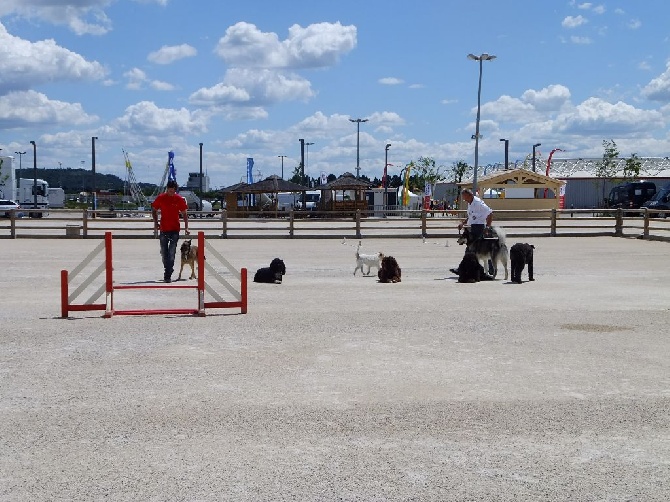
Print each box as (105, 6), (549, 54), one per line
(0, 155), (16, 201)
(17, 178), (50, 217)
(48, 187), (66, 208)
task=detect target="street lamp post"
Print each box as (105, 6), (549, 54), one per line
(305, 142), (314, 187)
(384, 143), (391, 214)
(91, 136), (98, 211)
(14, 150), (26, 183)
(29, 141), (37, 215)
(349, 118), (368, 179)
(199, 142), (204, 210)
(277, 155), (287, 179)
(467, 53), (496, 193)
(499, 138), (509, 170)
(532, 143), (541, 172)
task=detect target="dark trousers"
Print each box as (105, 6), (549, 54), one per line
(159, 231), (179, 279)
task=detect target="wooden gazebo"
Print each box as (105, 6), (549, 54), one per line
(318, 172), (371, 213)
(222, 175), (309, 217)
(459, 168), (566, 212)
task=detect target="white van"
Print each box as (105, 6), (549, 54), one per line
(295, 190), (320, 210)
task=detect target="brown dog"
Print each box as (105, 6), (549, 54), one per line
(177, 239), (199, 280)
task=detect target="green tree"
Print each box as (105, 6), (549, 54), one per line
(623, 153), (642, 180)
(445, 160), (471, 203)
(408, 156), (447, 194)
(596, 139), (619, 204)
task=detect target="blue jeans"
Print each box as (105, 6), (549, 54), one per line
(159, 231), (179, 279)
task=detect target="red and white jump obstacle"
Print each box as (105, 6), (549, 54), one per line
(60, 231), (247, 318)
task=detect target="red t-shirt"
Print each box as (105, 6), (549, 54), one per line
(152, 192), (188, 232)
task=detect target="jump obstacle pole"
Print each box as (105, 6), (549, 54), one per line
(60, 231), (247, 318)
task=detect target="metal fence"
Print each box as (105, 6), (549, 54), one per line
(1, 207), (669, 241)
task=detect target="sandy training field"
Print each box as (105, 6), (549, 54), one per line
(1, 235), (669, 501)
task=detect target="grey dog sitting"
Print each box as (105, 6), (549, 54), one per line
(457, 251), (494, 283)
(510, 243), (535, 284)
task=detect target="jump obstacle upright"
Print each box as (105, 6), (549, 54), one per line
(60, 231), (247, 318)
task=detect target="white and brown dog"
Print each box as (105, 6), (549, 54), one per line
(354, 241), (383, 276)
(177, 239), (200, 280)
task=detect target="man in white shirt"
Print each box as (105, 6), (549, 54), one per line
(450, 188), (494, 275)
(458, 188), (493, 241)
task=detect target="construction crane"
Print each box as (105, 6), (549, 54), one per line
(122, 149), (150, 209)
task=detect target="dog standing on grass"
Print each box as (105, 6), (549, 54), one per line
(354, 241), (383, 276)
(254, 258), (286, 284)
(177, 239), (200, 280)
(510, 243), (535, 284)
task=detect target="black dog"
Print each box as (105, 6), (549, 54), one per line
(378, 256), (402, 283)
(510, 243), (535, 284)
(457, 251), (494, 283)
(455, 226), (508, 280)
(253, 258), (286, 284)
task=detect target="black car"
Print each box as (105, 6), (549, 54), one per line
(606, 181), (657, 210)
(640, 184), (670, 217)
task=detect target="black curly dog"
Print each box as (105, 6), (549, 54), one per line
(457, 252), (494, 283)
(378, 256), (402, 283)
(510, 243), (534, 284)
(253, 258), (286, 284)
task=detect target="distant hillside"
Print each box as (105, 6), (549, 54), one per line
(16, 167), (157, 194)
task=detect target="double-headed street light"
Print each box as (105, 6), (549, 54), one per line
(349, 117), (368, 179)
(29, 141), (37, 213)
(305, 142), (314, 187)
(277, 155), (287, 179)
(532, 142), (541, 172)
(91, 136), (98, 211)
(384, 143), (391, 212)
(467, 53), (496, 193)
(14, 150), (26, 181)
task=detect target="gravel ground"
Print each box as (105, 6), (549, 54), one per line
(1, 235), (669, 501)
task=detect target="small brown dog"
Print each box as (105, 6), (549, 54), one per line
(177, 239), (199, 280)
(378, 255), (402, 283)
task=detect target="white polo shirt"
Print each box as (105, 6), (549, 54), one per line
(467, 196), (492, 226)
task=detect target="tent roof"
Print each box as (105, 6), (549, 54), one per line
(320, 172), (372, 190)
(220, 182), (249, 193)
(232, 175), (310, 193)
(459, 168), (565, 189)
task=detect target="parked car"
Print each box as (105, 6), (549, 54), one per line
(0, 199), (23, 218)
(606, 181), (657, 210)
(640, 183), (670, 217)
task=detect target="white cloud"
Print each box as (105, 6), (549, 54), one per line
(190, 68), (314, 107)
(215, 21), (356, 69)
(0, 23), (107, 94)
(148, 44), (197, 65)
(555, 97), (663, 134)
(641, 62), (670, 102)
(114, 101), (208, 135)
(592, 5), (605, 14)
(628, 19), (642, 30)
(379, 77), (404, 85)
(570, 35), (592, 44)
(577, 3), (592, 9)
(562, 15), (588, 28)
(123, 67), (175, 91)
(522, 84), (572, 111)
(0, 90), (98, 126)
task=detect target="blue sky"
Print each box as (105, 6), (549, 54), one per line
(1, 0), (670, 189)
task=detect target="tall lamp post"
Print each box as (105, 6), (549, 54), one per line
(467, 53), (496, 193)
(305, 142), (314, 187)
(532, 142), (541, 172)
(384, 143), (391, 213)
(349, 117), (368, 179)
(199, 142), (204, 210)
(277, 155), (287, 179)
(14, 150), (26, 183)
(499, 138), (509, 170)
(91, 136), (98, 211)
(29, 141), (37, 214)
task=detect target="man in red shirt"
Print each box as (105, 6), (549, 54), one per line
(151, 180), (189, 283)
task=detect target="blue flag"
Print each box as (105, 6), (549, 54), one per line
(168, 151), (176, 183)
(246, 158), (254, 184)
